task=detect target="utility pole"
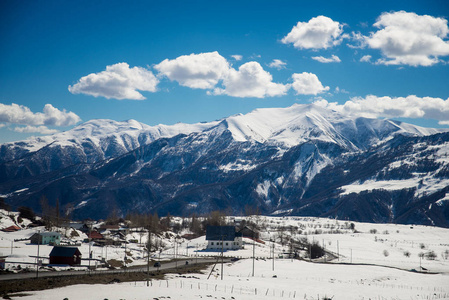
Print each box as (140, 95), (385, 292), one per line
(88, 222), (92, 271)
(221, 235), (224, 280)
(147, 230), (151, 287)
(420, 254), (422, 270)
(272, 240), (275, 271)
(196, 243), (198, 265)
(309, 243), (312, 261)
(252, 236), (255, 277)
(175, 237), (179, 271)
(36, 231), (40, 278)
(337, 240), (339, 261)
(290, 226), (294, 262)
(159, 250), (161, 271)
(124, 242), (127, 269)
(350, 248), (352, 264)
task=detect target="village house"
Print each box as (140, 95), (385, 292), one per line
(206, 225), (243, 250)
(87, 231), (104, 240)
(30, 232), (61, 245)
(239, 225), (260, 239)
(49, 246), (81, 266)
(2, 225), (21, 232)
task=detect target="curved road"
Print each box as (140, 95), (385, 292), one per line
(0, 257), (229, 281)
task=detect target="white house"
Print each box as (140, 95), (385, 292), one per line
(206, 226), (243, 250)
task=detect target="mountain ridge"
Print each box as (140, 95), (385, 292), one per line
(1, 104), (448, 226)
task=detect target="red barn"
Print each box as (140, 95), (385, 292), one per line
(49, 246), (82, 266)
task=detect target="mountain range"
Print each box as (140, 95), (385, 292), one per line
(1, 104), (448, 227)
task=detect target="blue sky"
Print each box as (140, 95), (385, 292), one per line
(1, 0), (449, 143)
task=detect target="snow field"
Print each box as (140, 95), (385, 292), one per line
(2, 214), (449, 299)
(10, 259), (449, 300)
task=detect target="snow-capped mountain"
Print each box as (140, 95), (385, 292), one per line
(1, 104), (448, 227)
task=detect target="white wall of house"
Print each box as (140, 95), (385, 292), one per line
(207, 237), (243, 250)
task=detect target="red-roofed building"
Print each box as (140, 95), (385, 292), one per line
(87, 231), (104, 240)
(2, 225), (21, 232)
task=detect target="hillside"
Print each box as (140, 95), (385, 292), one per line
(1, 104), (448, 226)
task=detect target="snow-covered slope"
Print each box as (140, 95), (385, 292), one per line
(1, 104), (448, 225)
(0, 119), (219, 163)
(219, 104), (442, 148)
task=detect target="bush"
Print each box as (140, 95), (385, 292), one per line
(370, 229), (377, 234)
(383, 250), (389, 257)
(309, 242), (325, 259)
(18, 206), (35, 221)
(403, 250), (411, 257)
(443, 249), (449, 260)
(425, 250), (437, 260)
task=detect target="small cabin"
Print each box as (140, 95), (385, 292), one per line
(30, 232), (61, 245)
(49, 246), (82, 266)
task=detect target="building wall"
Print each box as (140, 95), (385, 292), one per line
(207, 238), (242, 250)
(31, 233), (61, 245)
(43, 235), (61, 245)
(49, 255), (81, 266)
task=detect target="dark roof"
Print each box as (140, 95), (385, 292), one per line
(49, 246), (81, 257)
(206, 226), (237, 241)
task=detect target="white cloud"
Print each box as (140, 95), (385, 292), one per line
(14, 125), (59, 135)
(154, 51), (230, 89)
(268, 59), (287, 70)
(282, 16), (344, 50)
(68, 63), (158, 100)
(291, 72), (329, 95)
(155, 52), (287, 98)
(212, 62), (289, 98)
(312, 55), (341, 63)
(334, 86), (349, 94)
(0, 103), (81, 126)
(315, 95), (449, 125)
(360, 55), (372, 62)
(0, 124), (5, 129)
(231, 55), (243, 61)
(364, 11), (449, 66)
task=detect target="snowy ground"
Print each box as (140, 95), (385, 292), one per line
(9, 259), (449, 300)
(1, 212), (449, 299)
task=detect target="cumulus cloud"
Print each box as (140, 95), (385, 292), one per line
(0, 103), (81, 126)
(282, 16), (344, 49)
(231, 55), (243, 61)
(14, 125), (59, 135)
(155, 52), (287, 98)
(212, 62), (289, 98)
(315, 95), (449, 125)
(312, 55), (341, 63)
(268, 59), (287, 70)
(291, 72), (329, 95)
(364, 11), (449, 66)
(68, 63), (158, 100)
(360, 55), (372, 62)
(154, 51), (230, 89)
